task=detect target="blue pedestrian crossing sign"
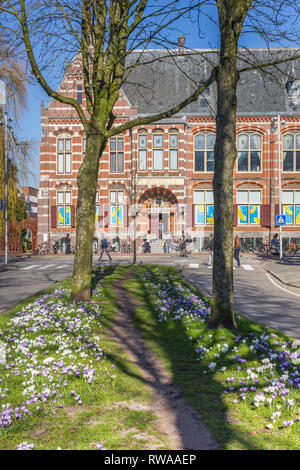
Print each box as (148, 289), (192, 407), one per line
(276, 214), (286, 225)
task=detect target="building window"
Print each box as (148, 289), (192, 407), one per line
(282, 190), (300, 225)
(237, 133), (261, 172)
(138, 131), (147, 171)
(57, 190), (71, 226)
(77, 84), (82, 104)
(283, 134), (300, 172)
(153, 132), (164, 170)
(194, 190), (214, 225)
(57, 137), (72, 174)
(237, 190), (261, 225)
(110, 190), (124, 225)
(194, 134), (215, 172)
(169, 131), (178, 170)
(110, 137), (124, 173)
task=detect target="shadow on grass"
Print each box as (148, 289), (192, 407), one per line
(118, 265), (296, 450)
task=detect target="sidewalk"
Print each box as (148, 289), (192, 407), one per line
(263, 255), (300, 288)
(2, 251), (300, 289)
(0, 255), (32, 272)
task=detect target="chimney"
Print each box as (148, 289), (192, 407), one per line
(178, 35), (185, 55)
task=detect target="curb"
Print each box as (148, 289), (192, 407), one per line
(263, 265), (300, 290)
(0, 264), (19, 273)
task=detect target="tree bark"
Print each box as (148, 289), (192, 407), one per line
(71, 129), (105, 300)
(209, 1), (252, 329)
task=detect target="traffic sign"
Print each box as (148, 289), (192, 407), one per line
(276, 214), (286, 225)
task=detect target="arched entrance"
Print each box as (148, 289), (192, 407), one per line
(139, 188), (178, 239)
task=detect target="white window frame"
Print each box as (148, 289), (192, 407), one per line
(236, 189), (261, 226)
(57, 190), (72, 226)
(237, 133), (262, 173)
(194, 133), (215, 172)
(57, 136), (72, 174)
(110, 137), (124, 173)
(193, 190), (214, 226)
(138, 131), (147, 171)
(283, 133), (300, 172)
(153, 131), (164, 171)
(110, 190), (124, 226)
(282, 189), (300, 225)
(169, 131), (178, 171)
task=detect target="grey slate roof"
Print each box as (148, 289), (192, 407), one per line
(122, 48), (300, 116)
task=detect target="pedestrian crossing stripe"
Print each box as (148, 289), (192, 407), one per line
(20, 264), (72, 271)
(20, 265), (40, 270)
(189, 263), (199, 268)
(241, 264), (255, 271)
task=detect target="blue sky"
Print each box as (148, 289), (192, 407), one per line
(16, 2), (295, 187)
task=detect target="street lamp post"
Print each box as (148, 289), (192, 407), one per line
(0, 77), (10, 264)
(277, 114), (283, 264)
(4, 113), (8, 265)
(272, 115), (286, 263)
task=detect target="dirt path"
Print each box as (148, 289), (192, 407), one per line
(110, 275), (219, 450)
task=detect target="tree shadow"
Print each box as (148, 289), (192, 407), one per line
(120, 265), (296, 450)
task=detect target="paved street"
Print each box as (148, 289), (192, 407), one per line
(0, 253), (299, 339)
(181, 260), (300, 340)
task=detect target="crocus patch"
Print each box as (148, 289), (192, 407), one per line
(0, 279), (116, 432)
(139, 268), (300, 431)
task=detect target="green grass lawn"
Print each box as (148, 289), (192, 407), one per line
(0, 264), (299, 450)
(0, 266), (168, 451)
(124, 265), (300, 451)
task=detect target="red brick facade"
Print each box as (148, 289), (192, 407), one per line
(38, 54), (300, 251)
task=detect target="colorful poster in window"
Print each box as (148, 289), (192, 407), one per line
(206, 205), (214, 225)
(295, 206), (300, 225)
(195, 204), (204, 225)
(111, 205), (116, 225)
(65, 206), (71, 226)
(283, 205), (294, 224)
(250, 205), (260, 225)
(117, 206), (123, 225)
(238, 205), (248, 225)
(95, 206), (98, 225)
(58, 206), (64, 226)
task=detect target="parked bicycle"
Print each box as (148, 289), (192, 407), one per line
(284, 242), (298, 256)
(51, 239), (59, 254)
(38, 241), (51, 255)
(179, 240), (189, 257)
(121, 240), (133, 253)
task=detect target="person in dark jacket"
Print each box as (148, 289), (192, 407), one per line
(65, 233), (71, 254)
(99, 234), (112, 262)
(207, 233), (214, 268)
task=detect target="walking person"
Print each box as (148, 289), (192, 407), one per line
(270, 233), (280, 254)
(207, 233), (214, 268)
(233, 234), (241, 269)
(99, 233), (112, 262)
(165, 232), (172, 254)
(65, 233), (71, 254)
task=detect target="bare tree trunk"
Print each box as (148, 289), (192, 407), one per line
(209, 1), (251, 329)
(71, 131), (105, 300)
(132, 215), (137, 264)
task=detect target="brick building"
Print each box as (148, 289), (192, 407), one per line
(22, 186), (38, 220)
(37, 44), (300, 252)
